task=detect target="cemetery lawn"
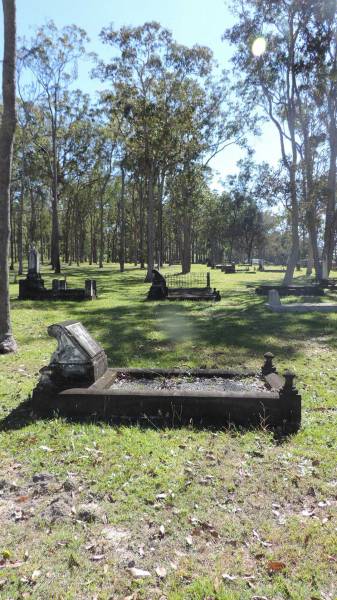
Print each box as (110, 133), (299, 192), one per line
(0, 264), (336, 600)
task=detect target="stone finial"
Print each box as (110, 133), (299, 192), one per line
(282, 370), (297, 393)
(262, 351), (276, 375)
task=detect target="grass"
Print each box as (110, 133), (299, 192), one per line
(0, 263), (336, 600)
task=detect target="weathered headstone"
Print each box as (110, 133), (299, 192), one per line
(28, 245), (40, 274)
(19, 246), (46, 299)
(33, 320), (108, 404)
(268, 289), (281, 307)
(322, 255), (329, 280)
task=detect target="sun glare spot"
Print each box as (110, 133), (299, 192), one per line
(252, 37), (267, 57)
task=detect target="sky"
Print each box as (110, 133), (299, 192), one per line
(1, 0), (281, 189)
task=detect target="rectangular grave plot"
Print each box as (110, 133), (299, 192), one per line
(38, 366), (300, 433)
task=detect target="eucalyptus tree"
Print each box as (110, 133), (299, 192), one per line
(304, 0), (337, 273)
(0, 0), (17, 353)
(225, 0), (319, 284)
(96, 22), (229, 278)
(19, 21), (89, 272)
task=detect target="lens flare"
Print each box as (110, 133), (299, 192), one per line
(252, 37), (267, 57)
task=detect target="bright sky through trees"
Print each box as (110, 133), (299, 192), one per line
(0, 0), (281, 189)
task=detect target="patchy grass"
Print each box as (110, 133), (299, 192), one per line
(0, 264), (336, 600)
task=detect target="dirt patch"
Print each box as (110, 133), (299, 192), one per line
(109, 375), (266, 393)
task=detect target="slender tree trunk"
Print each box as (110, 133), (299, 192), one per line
(283, 163), (300, 285)
(323, 103), (337, 274)
(39, 195), (44, 263)
(0, 0), (17, 353)
(9, 190), (14, 269)
(145, 164), (155, 281)
(139, 178), (145, 269)
(99, 193), (104, 268)
(51, 122), (61, 272)
(17, 178), (24, 274)
(119, 165), (125, 272)
(157, 173), (165, 267)
(181, 204), (192, 274)
(89, 213), (93, 265)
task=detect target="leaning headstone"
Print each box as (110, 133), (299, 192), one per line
(32, 320), (108, 406)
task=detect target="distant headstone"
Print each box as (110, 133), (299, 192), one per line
(322, 255), (329, 280)
(85, 279), (97, 299)
(28, 245), (40, 275)
(268, 289), (281, 307)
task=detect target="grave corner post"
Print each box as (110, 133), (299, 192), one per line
(279, 369), (301, 433)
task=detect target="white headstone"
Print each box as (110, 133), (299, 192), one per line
(28, 245), (40, 274)
(268, 289), (281, 306)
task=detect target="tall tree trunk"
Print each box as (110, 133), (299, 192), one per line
(323, 98), (337, 274)
(9, 189), (14, 269)
(145, 164), (155, 281)
(157, 173), (165, 267)
(181, 200), (192, 274)
(118, 165), (125, 272)
(51, 122), (61, 272)
(17, 177), (24, 274)
(139, 178), (145, 269)
(0, 0), (17, 353)
(89, 213), (93, 265)
(99, 193), (104, 268)
(283, 163), (300, 285)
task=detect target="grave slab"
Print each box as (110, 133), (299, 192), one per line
(32, 322), (301, 432)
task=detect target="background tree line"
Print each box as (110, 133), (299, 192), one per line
(10, 3), (337, 282)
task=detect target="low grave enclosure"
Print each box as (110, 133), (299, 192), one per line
(32, 321), (301, 432)
(266, 288), (337, 313)
(147, 270), (221, 301)
(18, 246), (96, 301)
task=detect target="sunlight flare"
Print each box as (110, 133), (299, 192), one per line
(252, 36), (267, 57)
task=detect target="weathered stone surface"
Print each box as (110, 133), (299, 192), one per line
(266, 292), (337, 313)
(32, 321), (108, 404)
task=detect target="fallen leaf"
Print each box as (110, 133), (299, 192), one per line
(127, 567), (151, 579)
(16, 496), (29, 503)
(91, 555), (105, 562)
(155, 566), (167, 578)
(267, 560), (286, 573)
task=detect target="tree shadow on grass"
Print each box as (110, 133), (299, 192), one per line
(51, 299), (337, 368)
